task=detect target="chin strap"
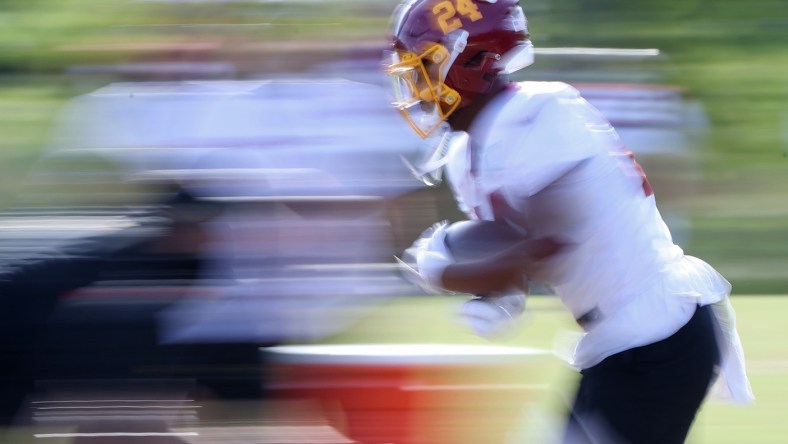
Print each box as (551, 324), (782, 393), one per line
(400, 130), (468, 186)
(395, 220), (452, 294)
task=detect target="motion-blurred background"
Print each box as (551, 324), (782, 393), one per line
(2, 0), (787, 292)
(0, 0), (786, 443)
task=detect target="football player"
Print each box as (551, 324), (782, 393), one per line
(383, 0), (753, 442)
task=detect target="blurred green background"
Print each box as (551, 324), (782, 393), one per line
(1, 0), (786, 292)
(0, 0), (786, 443)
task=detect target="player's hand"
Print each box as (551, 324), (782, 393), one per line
(458, 291), (526, 339)
(402, 220), (450, 265)
(396, 220), (452, 293)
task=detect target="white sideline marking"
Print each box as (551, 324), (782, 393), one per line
(535, 47), (660, 57)
(32, 399), (194, 403)
(35, 405), (201, 410)
(35, 432), (199, 438)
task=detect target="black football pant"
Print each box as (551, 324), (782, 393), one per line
(563, 304), (720, 444)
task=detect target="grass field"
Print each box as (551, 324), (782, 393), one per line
(321, 294), (788, 443)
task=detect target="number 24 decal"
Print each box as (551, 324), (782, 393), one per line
(433, 0), (483, 35)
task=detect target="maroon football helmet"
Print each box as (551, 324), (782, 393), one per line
(385, 0), (533, 137)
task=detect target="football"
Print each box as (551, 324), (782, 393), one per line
(443, 219), (526, 261)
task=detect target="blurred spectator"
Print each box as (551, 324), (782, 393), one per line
(0, 77), (432, 431)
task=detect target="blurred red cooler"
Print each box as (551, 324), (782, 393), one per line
(262, 344), (552, 444)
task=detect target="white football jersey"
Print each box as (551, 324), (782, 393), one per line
(444, 81), (735, 371)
